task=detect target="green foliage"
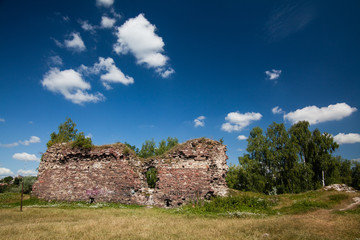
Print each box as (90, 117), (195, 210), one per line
(351, 161), (360, 190)
(139, 139), (157, 158)
(136, 137), (178, 158)
(225, 164), (241, 189)
(2, 176), (13, 184)
(46, 118), (93, 150)
(227, 121), (356, 195)
(71, 132), (93, 150)
(47, 117), (78, 147)
(124, 142), (139, 155)
(0, 176), (37, 194)
(22, 176), (37, 194)
(146, 167), (158, 188)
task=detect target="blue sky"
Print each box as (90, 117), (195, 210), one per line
(1, 0), (360, 177)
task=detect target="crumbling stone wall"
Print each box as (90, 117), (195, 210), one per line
(33, 138), (228, 207)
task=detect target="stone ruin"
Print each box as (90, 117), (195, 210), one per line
(32, 138), (229, 207)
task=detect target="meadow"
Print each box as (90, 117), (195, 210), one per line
(0, 190), (359, 240)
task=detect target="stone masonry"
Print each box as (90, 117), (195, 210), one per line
(32, 138), (228, 207)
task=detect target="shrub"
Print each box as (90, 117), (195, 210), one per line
(71, 132), (93, 150)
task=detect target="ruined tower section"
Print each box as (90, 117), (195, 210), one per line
(32, 138), (228, 207)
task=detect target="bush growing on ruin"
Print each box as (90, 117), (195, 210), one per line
(138, 137), (179, 158)
(71, 132), (93, 150)
(47, 118), (93, 149)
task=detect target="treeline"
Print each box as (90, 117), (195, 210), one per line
(124, 137), (178, 158)
(0, 176), (37, 194)
(226, 121), (360, 194)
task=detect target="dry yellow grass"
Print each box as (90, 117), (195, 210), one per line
(1, 206), (359, 240)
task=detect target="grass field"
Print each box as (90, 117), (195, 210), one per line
(0, 190), (359, 240)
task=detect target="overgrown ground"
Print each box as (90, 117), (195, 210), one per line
(0, 190), (359, 240)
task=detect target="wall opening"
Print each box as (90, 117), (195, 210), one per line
(145, 167), (158, 188)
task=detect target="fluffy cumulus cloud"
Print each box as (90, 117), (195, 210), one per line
(114, 14), (174, 78)
(272, 106), (285, 114)
(64, 32), (86, 52)
(17, 169), (37, 176)
(96, 0), (114, 7)
(333, 133), (360, 145)
(12, 152), (40, 162)
(0, 168), (13, 176)
(284, 103), (357, 125)
(20, 136), (40, 146)
(41, 68), (104, 105)
(237, 135), (247, 140)
(221, 111), (262, 132)
(82, 57), (134, 90)
(265, 69), (282, 81)
(101, 16), (116, 28)
(194, 116), (206, 127)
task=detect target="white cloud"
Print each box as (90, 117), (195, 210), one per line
(0, 118), (4, 122)
(265, 69), (282, 81)
(0, 168), (13, 176)
(333, 133), (360, 145)
(17, 169), (37, 176)
(20, 136), (41, 146)
(272, 106), (285, 114)
(353, 158), (360, 162)
(110, 8), (121, 19)
(49, 55), (63, 66)
(284, 103), (357, 125)
(237, 135), (247, 140)
(0, 142), (19, 148)
(156, 67), (175, 78)
(41, 68), (105, 105)
(96, 0), (114, 7)
(84, 57), (134, 89)
(79, 20), (96, 33)
(12, 152), (40, 162)
(221, 111), (262, 132)
(114, 14), (173, 77)
(63, 16), (70, 22)
(194, 116), (206, 127)
(101, 16), (116, 28)
(64, 32), (86, 52)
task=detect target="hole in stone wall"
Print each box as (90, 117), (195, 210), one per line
(145, 167), (158, 188)
(204, 191), (214, 200)
(165, 199), (172, 207)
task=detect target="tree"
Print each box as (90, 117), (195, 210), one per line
(47, 118), (78, 147)
(47, 118), (93, 149)
(351, 161), (360, 190)
(139, 139), (156, 158)
(3, 176), (13, 184)
(229, 121), (346, 194)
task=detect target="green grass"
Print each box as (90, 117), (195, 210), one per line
(328, 193), (349, 203)
(0, 194), (143, 209)
(1, 190), (360, 239)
